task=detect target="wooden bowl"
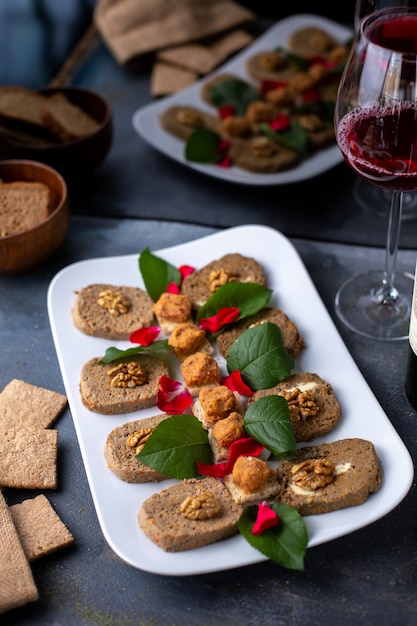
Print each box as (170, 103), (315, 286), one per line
(0, 86), (113, 180)
(0, 160), (70, 275)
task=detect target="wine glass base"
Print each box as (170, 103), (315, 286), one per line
(354, 178), (417, 221)
(335, 270), (414, 341)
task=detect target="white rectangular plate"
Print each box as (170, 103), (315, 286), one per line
(132, 14), (352, 186)
(48, 225), (413, 575)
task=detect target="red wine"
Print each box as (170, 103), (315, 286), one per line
(367, 15), (417, 53)
(337, 103), (417, 191)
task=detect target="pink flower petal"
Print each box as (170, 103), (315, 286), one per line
(157, 376), (193, 414)
(252, 501), (280, 535)
(129, 326), (160, 346)
(198, 306), (239, 334)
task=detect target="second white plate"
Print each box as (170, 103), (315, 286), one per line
(132, 14), (352, 185)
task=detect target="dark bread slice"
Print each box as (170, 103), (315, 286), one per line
(80, 354), (168, 414)
(72, 283), (155, 340)
(138, 476), (243, 552)
(228, 136), (299, 173)
(41, 92), (100, 141)
(276, 438), (382, 515)
(245, 50), (299, 83)
(0, 86), (50, 132)
(105, 414), (171, 483)
(0, 181), (50, 237)
(181, 253), (267, 309)
(286, 26), (339, 59)
(216, 307), (306, 359)
(248, 372), (340, 442)
(159, 105), (221, 141)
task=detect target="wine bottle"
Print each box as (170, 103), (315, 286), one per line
(405, 262), (417, 410)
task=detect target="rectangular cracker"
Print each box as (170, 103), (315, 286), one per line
(151, 61), (198, 96)
(0, 491), (39, 613)
(0, 426), (58, 489)
(156, 28), (253, 76)
(0, 379), (67, 429)
(9, 495), (74, 562)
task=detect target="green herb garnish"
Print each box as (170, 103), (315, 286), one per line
(227, 322), (294, 390)
(259, 121), (309, 158)
(239, 502), (308, 571)
(244, 395), (297, 460)
(139, 247), (181, 302)
(197, 282), (272, 322)
(98, 340), (171, 364)
(185, 127), (223, 164)
(208, 78), (260, 115)
(136, 414), (212, 479)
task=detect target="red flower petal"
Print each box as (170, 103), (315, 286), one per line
(198, 306), (239, 334)
(197, 436), (264, 478)
(129, 326), (160, 346)
(219, 104), (235, 119)
(178, 265), (195, 280)
(157, 376), (193, 414)
(216, 155), (232, 168)
(222, 370), (253, 397)
(269, 114), (290, 132)
(252, 501), (280, 535)
(166, 282), (180, 294)
(302, 89), (322, 104)
(259, 80), (286, 95)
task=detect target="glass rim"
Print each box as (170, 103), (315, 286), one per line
(360, 5), (417, 51)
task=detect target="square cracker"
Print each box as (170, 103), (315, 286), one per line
(0, 426), (58, 489)
(9, 495), (74, 562)
(0, 379), (67, 429)
(0, 491), (38, 613)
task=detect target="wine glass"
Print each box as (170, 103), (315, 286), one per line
(353, 0), (417, 220)
(334, 6), (417, 340)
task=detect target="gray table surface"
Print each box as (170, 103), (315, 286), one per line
(0, 217), (416, 626)
(1, 10), (417, 625)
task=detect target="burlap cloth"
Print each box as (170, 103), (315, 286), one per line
(94, 0), (256, 65)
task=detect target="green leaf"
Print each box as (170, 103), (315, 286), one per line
(98, 340), (172, 364)
(136, 414), (212, 479)
(226, 322), (294, 390)
(239, 502), (308, 570)
(196, 283), (272, 322)
(259, 122), (309, 159)
(139, 247), (181, 302)
(208, 78), (260, 116)
(274, 47), (309, 72)
(244, 395), (297, 459)
(185, 128), (222, 164)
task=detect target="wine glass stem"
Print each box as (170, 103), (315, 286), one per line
(376, 190), (403, 305)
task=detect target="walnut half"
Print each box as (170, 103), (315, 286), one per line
(291, 458), (335, 490)
(97, 289), (131, 316)
(126, 427), (153, 454)
(180, 491), (221, 520)
(107, 362), (148, 388)
(280, 388), (319, 421)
